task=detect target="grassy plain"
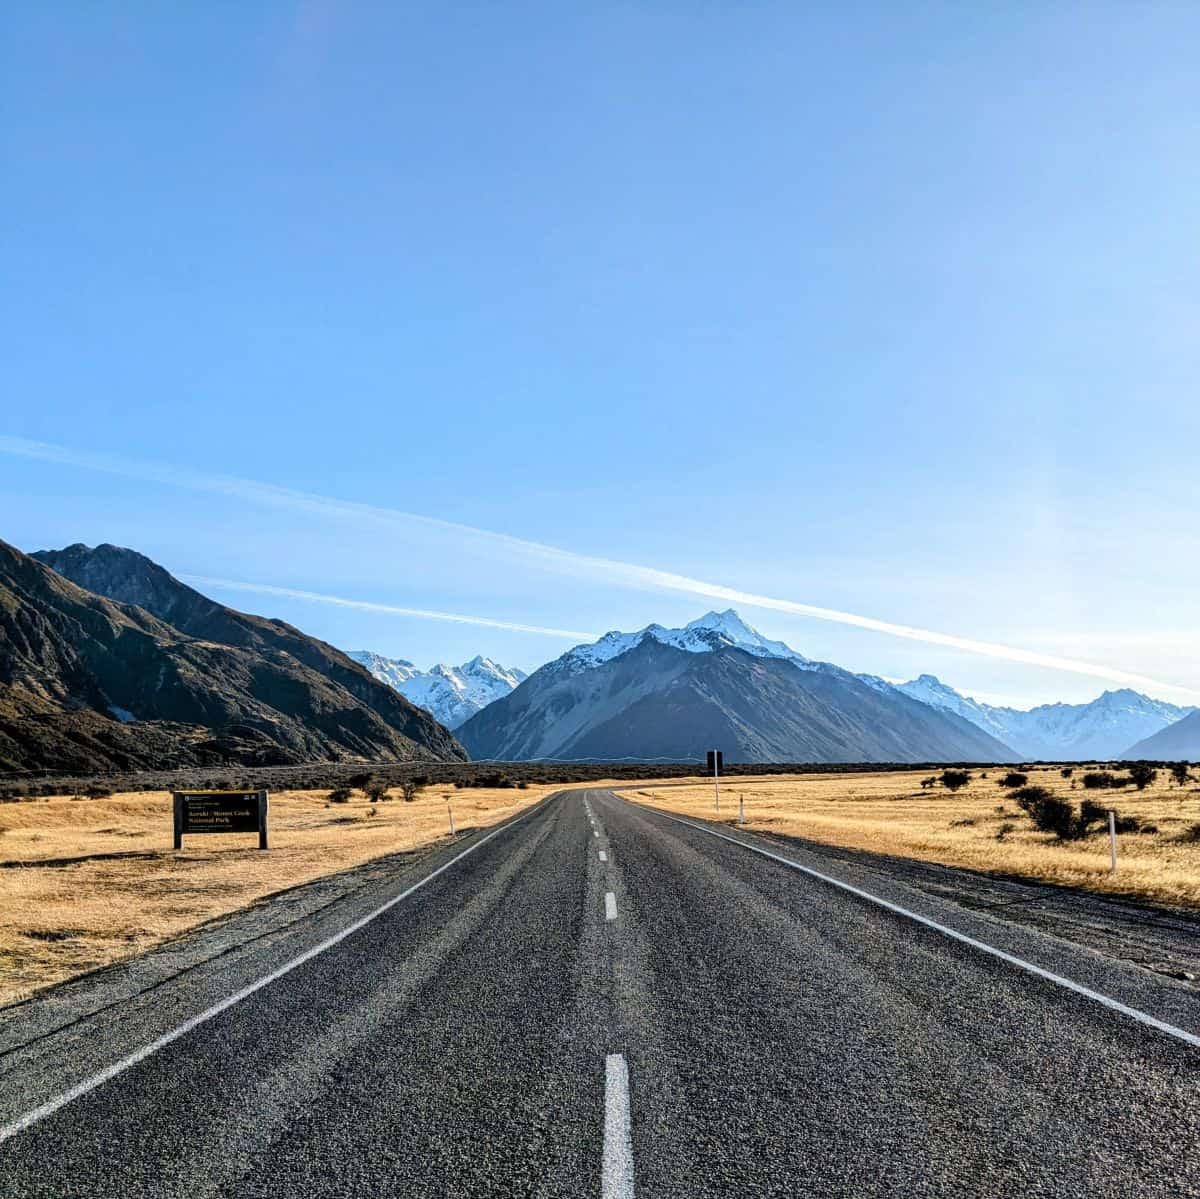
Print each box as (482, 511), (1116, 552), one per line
(625, 767), (1200, 909)
(0, 782), (558, 1006)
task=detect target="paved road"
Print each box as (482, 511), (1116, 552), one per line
(2, 789), (1199, 1197)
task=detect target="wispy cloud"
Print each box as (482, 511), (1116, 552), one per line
(182, 575), (598, 640)
(7, 434), (1199, 700)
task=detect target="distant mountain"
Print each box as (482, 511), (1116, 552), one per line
(349, 651), (526, 729)
(457, 610), (1016, 763)
(1123, 711), (1200, 761)
(896, 674), (1195, 761)
(9, 541), (465, 771)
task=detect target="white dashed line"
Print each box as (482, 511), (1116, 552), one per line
(605, 892), (618, 922)
(599, 850), (608, 862)
(602, 1053), (635, 1198)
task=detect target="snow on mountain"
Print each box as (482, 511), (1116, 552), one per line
(349, 652), (527, 730)
(895, 676), (1195, 760)
(348, 651), (423, 691)
(561, 609), (814, 673)
(894, 675), (1017, 745)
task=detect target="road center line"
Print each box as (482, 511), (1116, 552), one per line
(641, 806), (1200, 1051)
(0, 798), (549, 1145)
(605, 891), (618, 922)
(602, 1053), (635, 1198)
(599, 850), (608, 862)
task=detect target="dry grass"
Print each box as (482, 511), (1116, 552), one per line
(0, 783), (563, 1007)
(626, 767), (1200, 909)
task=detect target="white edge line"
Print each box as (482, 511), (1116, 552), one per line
(602, 1052), (635, 1199)
(641, 805), (1200, 1051)
(605, 891), (618, 922)
(0, 798), (548, 1144)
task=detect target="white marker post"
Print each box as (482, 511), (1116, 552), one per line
(738, 796), (745, 826)
(713, 752), (721, 813)
(448, 804), (456, 836)
(1109, 809), (1117, 872)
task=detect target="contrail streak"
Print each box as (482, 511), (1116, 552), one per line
(180, 576), (598, 640)
(6, 435), (1198, 699)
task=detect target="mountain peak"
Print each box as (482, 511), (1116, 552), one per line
(558, 610), (811, 672)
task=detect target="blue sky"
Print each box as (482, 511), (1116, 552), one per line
(3, 4), (1198, 708)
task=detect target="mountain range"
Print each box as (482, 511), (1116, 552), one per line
(7, 538), (1195, 771)
(894, 673), (1195, 761)
(456, 611), (1017, 763)
(347, 651), (526, 729)
(457, 611), (1197, 763)
(0, 541), (464, 772)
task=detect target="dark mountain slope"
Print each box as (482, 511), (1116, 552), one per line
(1, 539), (464, 772)
(33, 542), (450, 756)
(1123, 711), (1200, 761)
(457, 637), (1016, 763)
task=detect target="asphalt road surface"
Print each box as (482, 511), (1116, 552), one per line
(2, 789), (1199, 1197)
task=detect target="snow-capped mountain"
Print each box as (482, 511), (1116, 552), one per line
(563, 609), (815, 672)
(457, 611), (1016, 763)
(349, 651), (527, 730)
(896, 676), (1195, 760)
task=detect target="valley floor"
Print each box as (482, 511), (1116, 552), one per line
(4, 765), (1199, 1010)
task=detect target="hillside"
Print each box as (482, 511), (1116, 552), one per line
(1, 539), (465, 772)
(1123, 711), (1200, 761)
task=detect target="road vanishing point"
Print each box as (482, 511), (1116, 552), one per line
(2, 789), (1199, 1197)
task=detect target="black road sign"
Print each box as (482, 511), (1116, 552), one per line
(706, 750), (724, 776)
(173, 790), (269, 850)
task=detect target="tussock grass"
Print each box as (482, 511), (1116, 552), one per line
(629, 768), (1200, 910)
(0, 783), (562, 1006)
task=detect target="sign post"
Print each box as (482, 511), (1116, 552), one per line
(172, 790), (269, 850)
(706, 750), (724, 813)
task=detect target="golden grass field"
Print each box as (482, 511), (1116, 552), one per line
(0, 782), (560, 1007)
(625, 767), (1200, 910)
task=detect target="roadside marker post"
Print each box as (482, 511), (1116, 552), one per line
(448, 804), (456, 836)
(738, 796), (746, 826)
(1109, 810), (1117, 872)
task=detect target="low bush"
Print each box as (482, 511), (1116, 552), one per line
(1082, 772), (1124, 790)
(1127, 762), (1157, 791)
(328, 787), (352, 804)
(1061, 767), (1074, 779)
(1176, 823), (1200, 844)
(1171, 762), (1191, 787)
(940, 770), (970, 792)
(999, 772), (1028, 789)
(995, 822), (1016, 842)
(1013, 787), (1079, 839)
